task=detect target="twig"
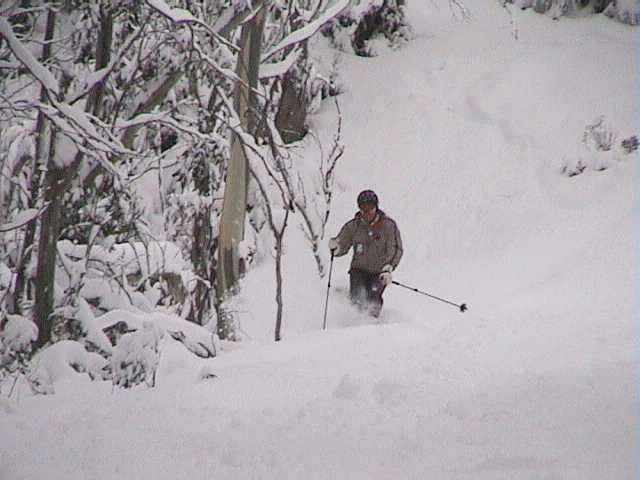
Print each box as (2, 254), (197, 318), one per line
(499, 0), (519, 40)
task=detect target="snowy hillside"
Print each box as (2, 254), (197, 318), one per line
(1, 1), (637, 479)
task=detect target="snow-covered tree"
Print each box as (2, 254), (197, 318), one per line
(214, 0), (349, 338)
(0, 0), (354, 354)
(0, 1), (234, 345)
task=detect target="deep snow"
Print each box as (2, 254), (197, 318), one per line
(1, 1), (638, 479)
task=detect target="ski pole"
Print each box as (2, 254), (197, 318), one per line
(391, 280), (468, 313)
(322, 252), (335, 330)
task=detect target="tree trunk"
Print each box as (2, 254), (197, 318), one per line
(86, 4), (112, 118)
(275, 68), (309, 144)
(216, 5), (266, 339)
(32, 4), (114, 348)
(33, 130), (62, 349)
(274, 12), (309, 144)
(189, 167), (214, 326)
(12, 5), (57, 316)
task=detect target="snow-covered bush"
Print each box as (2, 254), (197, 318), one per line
(69, 297), (114, 356)
(163, 141), (225, 324)
(111, 322), (164, 389)
(0, 124), (35, 224)
(0, 261), (13, 312)
(100, 308), (219, 359)
(322, 0), (413, 56)
(58, 240), (190, 316)
(61, 181), (146, 246)
(621, 135), (639, 154)
(530, 0), (588, 18)
(604, 0), (640, 24)
(583, 116), (616, 152)
(29, 340), (110, 394)
(561, 116), (635, 177)
(561, 158), (587, 177)
(514, 0), (639, 23)
(353, 0), (413, 56)
(0, 310), (109, 397)
(25, 366), (55, 396)
(0, 314), (37, 385)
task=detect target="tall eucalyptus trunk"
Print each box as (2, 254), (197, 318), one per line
(216, 5), (266, 339)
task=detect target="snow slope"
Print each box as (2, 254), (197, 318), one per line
(1, 2), (637, 479)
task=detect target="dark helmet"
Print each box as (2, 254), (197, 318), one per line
(357, 189), (378, 207)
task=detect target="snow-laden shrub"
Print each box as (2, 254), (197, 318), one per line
(561, 116), (636, 177)
(0, 314), (37, 384)
(516, 0), (639, 23)
(604, 0), (640, 24)
(511, 0), (534, 8)
(58, 239), (190, 315)
(61, 180), (145, 247)
(111, 321), (164, 389)
(71, 297), (114, 356)
(531, 0), (588, 17)
(514, 0), (605, 18)
(561, 151), (616, 176)
(583, 116), (616, 152)
(621, 135), (639, 154)
(353, 0), (413, 56)
(25, 367), (55, 395)
(28, 340), (110, 394)
(0, 314), (108, 396)
(0, 124), (35, 221)
(0, 261), (13, 311)
(100, 309), (219, 363)
(322, 0), (413, 57)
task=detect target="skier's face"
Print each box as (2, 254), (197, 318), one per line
(359, 203), (377, 222)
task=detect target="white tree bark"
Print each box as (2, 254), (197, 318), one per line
(216, 5), (267, 340)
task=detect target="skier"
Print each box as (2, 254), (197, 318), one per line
(328, 189), (403, 317)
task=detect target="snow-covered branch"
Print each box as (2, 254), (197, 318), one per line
(499, 1), (519, 39)
(0, 17), (60, 98)
(66, 23), (147, 106)
(39, 101), (131, 176)
(0, 207), (44, 233)
(259, 47), (301, 79)
(262, 0), (350, 60)
(145, 0), (198, 24)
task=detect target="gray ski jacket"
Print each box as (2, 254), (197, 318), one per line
(332, 210), (403, 274)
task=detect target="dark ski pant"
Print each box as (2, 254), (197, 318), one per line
(349, 268), (386, 317)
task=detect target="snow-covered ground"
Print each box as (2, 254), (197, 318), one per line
(1, 2), (638, 479)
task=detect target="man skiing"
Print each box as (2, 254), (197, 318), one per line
(328, 190), (403, 317)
